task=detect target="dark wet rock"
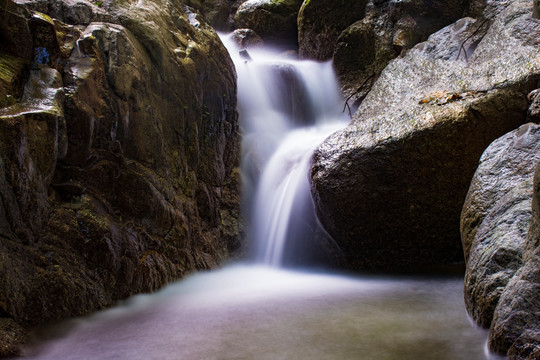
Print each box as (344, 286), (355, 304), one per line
(183, 0), (231, 30)
(467, 0), (514, 19)
(231, 28), (264, 49)
(0, 0), (240, 354)
(528, 89), (540, 123)
(239, 49), (253, 61)
(334, 0), (469, 102)
(234, 0), (304, 50)
(17, 0), (113, 25)
(461, 123), (540, 328)
(183, 0), (245, 31)
(0, 318), (27, 358)
(0, 1), (33, 60)
(297, 0), (367, 61)
(310, 0), (540, 272)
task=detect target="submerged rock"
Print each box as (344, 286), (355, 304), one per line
(0, 0), (240, 353)
(310, 0), (540, 271)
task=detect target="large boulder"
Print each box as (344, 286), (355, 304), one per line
(461, 123), (540, 330)
(233, 0), (304, 50)
(0, 0), (240, 355)
(333, 0), (469, 102)
(297, 0), (367, 61)
(310, 0), (540, 271)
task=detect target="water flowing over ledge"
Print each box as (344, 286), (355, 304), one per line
(219, 33), (348, 267)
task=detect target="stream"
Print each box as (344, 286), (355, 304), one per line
(19, 35), (499, 359)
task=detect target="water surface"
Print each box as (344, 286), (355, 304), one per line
(22, 265), (491, 360)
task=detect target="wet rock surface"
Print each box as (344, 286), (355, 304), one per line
(233, 0), (303, 50)
(0, 0), (240, 355)
(297, 0), (367, 61)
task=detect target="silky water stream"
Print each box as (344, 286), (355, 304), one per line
(18, 36), (498, 360)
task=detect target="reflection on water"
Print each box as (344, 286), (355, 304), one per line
(20, 265), (494, 360)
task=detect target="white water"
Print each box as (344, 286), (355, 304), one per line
(16, 36), (500, 360)
(220, 34), (348, 266)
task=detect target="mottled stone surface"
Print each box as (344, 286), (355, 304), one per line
(333, 0), (469, 103)
(462, 124), (540, 329)
(310, 0), (540, 271)
(486, 160), (540, 357)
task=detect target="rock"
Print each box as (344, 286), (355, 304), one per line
(0, 0), (240, 353)
(0, 66), (66, 244)
(183, 0), (236, 31)
(461, 123), (540, 328)
(528, 89), (540, 123)
(334, 0), (469, 102)
(297, 0), (368, 61)
(310, 0), (540, 272)
(535, 0), (540, 19)
(231, 28), (264, 49)
(485, 160), (540, 357)
(467, 0), (515, 19)
(17, 0), (113, 25)
(0, 1), (33, 60)
(0, 318), (27, 357)
(234, 0), (304, 50)
(29, 12), (63, 70)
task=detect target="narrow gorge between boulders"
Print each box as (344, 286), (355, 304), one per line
(16, 35), (493, 360)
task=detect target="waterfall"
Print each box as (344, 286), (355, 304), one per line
(220, 35), (348, 267)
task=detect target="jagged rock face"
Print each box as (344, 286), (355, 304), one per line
(461, 124), (540, 331)
(233, 0), (304, 50)
(0, 0), (240, 356)
(297, 0), (367, 61)
(333, 0), (469, 102)
(310, 0), (540, 272)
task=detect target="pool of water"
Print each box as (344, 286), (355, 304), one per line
(20, 265), (496, 360)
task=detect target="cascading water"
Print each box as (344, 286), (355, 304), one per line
(220, 35), (347, 267)
(17, 35), (495, 360)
